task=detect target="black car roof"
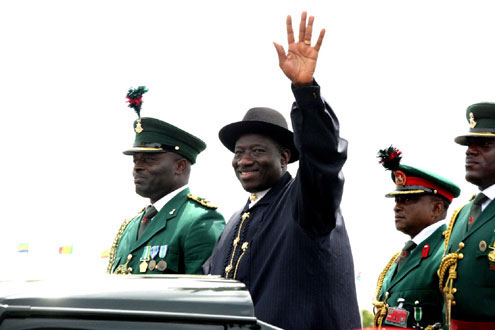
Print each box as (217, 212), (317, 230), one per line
(0, 275), (257, 325)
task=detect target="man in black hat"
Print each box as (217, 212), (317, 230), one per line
(438, 103), (495, 329)
(107, 94), (225, 275)
(203, 12), (360, 330)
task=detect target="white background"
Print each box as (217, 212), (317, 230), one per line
(2, 0), (495, 313)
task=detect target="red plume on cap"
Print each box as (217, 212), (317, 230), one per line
(126, 86), (148, 118)
(377, 146), (402, 170)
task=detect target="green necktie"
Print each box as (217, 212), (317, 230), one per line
(467, 193), (488, 230)
(137, 205), (158, 239)
(397, 240), (417, 270)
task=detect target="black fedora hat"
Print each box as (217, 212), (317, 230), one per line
(219, 107), (299, 163)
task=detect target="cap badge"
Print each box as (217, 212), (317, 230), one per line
(469, 112), (477, 128)
(394, 170), (407, 185)
(135, 118), (144, 133)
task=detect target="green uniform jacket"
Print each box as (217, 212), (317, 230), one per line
(379, 224), (446, 328)
(109, 188), (225, 275)
(445, 199), (495, 321)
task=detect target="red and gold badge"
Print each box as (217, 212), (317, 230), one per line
(394, 170), (407, 185)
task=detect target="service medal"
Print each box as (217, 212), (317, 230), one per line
(150, 246), (159, 259)
(139, 261), (148, 273)
(140, 246), (151, 261)
(489, 242), (495, 266)
(148, 259), (157, 271)
(159, 245), (168, 258)
(157, 260), (167, 271)
(488, 249), (495, 263)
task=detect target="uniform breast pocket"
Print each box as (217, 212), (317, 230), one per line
(475, 250), (495, 287)
(395, 288), (442, 309)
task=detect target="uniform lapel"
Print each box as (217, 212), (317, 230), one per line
(387, 225), (445, 290)
(382, 260), (399, 295)
(462, 199), (495, 241)
(388, 248), (422, 289)
(129, 188), (189, 254)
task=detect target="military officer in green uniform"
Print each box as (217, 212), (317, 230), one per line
(439, 103), (495, 330)
(373, 146), (460, 329)
(107, 87), (225, 275)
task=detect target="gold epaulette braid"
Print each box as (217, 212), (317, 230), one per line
(372, 251), (400, 328)
(437, 206), (465, 329)
(442, 207), (462, 255)
(438, 251), (462, 292)
(106, 216), (135, 274)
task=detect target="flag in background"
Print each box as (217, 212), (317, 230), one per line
(100, 248), (110, 258)
(59, 245), (73, 255)
(17, 243), (29, 253)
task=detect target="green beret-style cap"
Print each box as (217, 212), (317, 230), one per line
(385, 164), (461, 202)
(455, 102), (495, 145)
(123, 117), (206, 164)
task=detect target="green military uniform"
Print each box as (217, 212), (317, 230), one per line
(441, 201), (495, 322)
(373, 147), (460, 329)
(108, 188), (225, 274)
(108, 89), (225, 275)
(378, 225), (446, 329)
(439, 103), (495, 328)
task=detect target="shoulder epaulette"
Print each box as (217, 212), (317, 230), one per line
(187, 193), (218, 209)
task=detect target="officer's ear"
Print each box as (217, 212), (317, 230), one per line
(174, 158), (189, 175)
(431, 199), (445, 218)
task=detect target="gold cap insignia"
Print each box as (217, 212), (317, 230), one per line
(135, 118), (144, 133)
(394, 170), (407, 185)
(469, 112), (477, 128)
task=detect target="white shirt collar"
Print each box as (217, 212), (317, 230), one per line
(152, 184), (189, 214)
(480, 184), (495, 211)
(248, 188), (270, 209)
(411, 220), (446, 247)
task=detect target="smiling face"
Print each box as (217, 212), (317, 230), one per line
(465, 138), (495, 190)
(133, 152), (188, 203)
(232, 134), (290, 193)
(393, 195), (443, 238)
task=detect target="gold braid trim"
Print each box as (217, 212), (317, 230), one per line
(442, 207), (463, 256)
(437, 205), (467, 329)
(372, 251), (400, 328)
(387, 190), (426, 195)
(106, 209), (144, 274)
(225, 212), (250, 278)
(187, 193), (218, 209)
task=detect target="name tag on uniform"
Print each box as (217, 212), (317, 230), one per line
(384, 306), (409, 328)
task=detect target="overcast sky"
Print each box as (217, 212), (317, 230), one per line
(2, 0), (495, 312)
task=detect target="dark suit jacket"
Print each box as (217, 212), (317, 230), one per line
(445, 198), (495, 321)
(203, 83), (361, 330)
(379, 224), (446, 328)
